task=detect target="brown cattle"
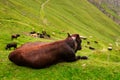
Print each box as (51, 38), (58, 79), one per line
(8, 33), (87, 69)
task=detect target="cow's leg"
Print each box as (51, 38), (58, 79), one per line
(76, 56), (81, 60)
(80, 56), (88, 60)
(63, 50), (81, 62)
(65, 55), (81, 62)
(65, 55), (88, 62)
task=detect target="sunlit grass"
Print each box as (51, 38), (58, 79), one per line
(0, 0), (120, 80)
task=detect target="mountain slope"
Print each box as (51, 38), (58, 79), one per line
(88, 0), (120, 24)
(0, 0), (120, 43)
(45, 0), (120, 42)
(0, 0), (120, 80)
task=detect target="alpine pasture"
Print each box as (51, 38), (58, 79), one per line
(0, 0), (120, 80)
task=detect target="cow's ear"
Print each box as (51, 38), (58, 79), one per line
(67, 33), (71, 37)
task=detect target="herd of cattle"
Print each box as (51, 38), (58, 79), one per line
(5, 30), (51, 50)
(80, 36), (113, 51)
(29, 31), (51, 38)
(5, 32), (113, 51)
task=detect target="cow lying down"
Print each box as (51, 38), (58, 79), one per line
(8, 33), (88, 69)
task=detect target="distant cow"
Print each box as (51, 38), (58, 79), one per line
(46, 34), (51, 38)
(30, 31), (36, 34)
(94, 41), (98, 44)
(30, 33), (38, 37)
(11, 34), (20, 40)
(87, 41), (90, 45)
(80, 36), (87, 40)
(8, 33), (88, 69)
(41, 31), (51, 38)
(108, 47), (112, 51)
(39, 34), (44, 38)
(42, 31), (47, 35)
(5, 42), (17, 50)
(89, 46), (95, 50)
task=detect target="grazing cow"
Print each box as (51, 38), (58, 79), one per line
(41, 30), (51, 38)
(80, 36), (87, 40)
(108, 47), (112, 51)
(39, 34), (44, 38)
(87, 41), (90, 45)
(46, 34), (51, 38)
(11, 34), (20, 40)
(30, 31), (36, 34)
(5, 42), (17, 50)
(37, 32), (40, 35)
(30, 33), (38, 37)
(89, 46), (95, 50)
(8, 33), (88, 69)
(94, 41), (98, 44)
(42, 31), (47, 35)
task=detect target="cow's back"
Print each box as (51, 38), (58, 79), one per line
(8, 41), (65, 68)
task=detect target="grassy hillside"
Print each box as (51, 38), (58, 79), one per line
(0, 0), (120, 80)
(88, 0), (120, 24)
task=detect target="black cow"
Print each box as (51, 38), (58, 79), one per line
(11, 34), (20, 40)
(87, 41), (90, 45)
(30, 31), (36, 34)
(39, 34), (44, 38)
(94, 41), (98, 44)
(89, 46), (95, 50)
(5, 42), (17, 50)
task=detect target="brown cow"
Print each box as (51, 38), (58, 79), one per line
(8, 33), (87, 69)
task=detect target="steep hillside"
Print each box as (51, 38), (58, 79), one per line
(88, 0), (120, 24)
(0, 0), (120, 43)
(0, 0), (120, 80)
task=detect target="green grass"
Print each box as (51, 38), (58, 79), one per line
(100, 2), (120, 22)
(0, 0), (120, 80)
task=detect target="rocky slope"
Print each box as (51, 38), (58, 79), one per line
(88, 0), (120, 24)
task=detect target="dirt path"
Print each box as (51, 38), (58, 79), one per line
(41, 0), (50, 10)
(40, 0), (50, 21)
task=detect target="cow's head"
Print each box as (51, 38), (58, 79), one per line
(67, 33), (82, 52)
(16, 34), (20, 37)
